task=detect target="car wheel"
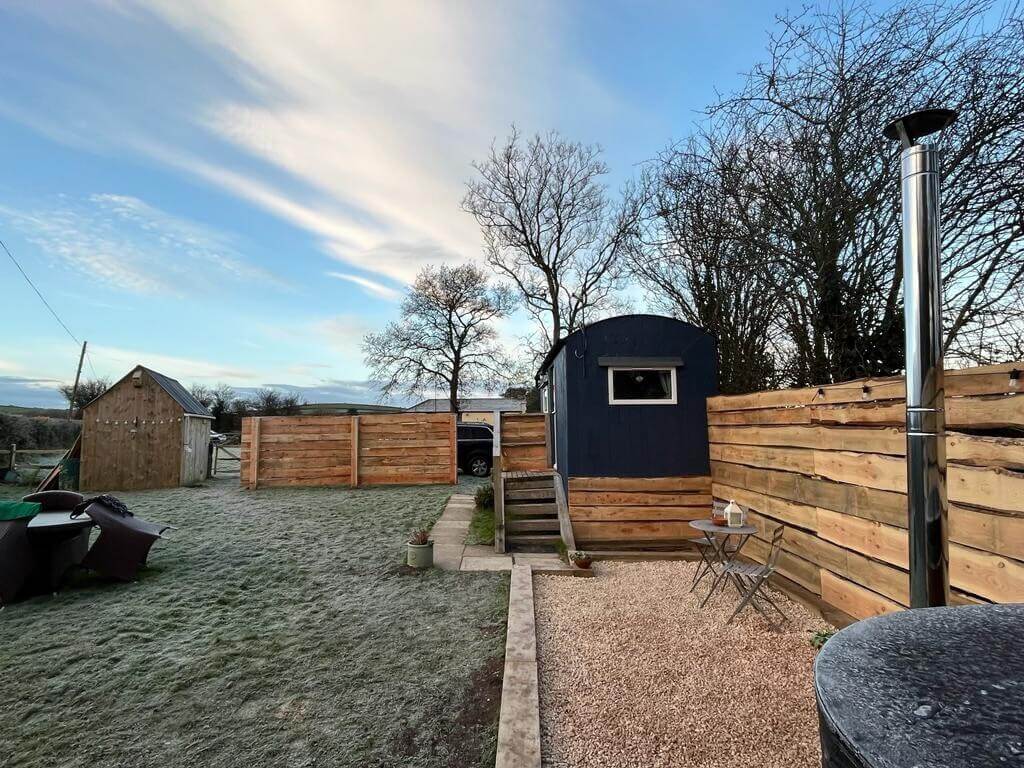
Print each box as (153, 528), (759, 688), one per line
(469, 456), (491, 477)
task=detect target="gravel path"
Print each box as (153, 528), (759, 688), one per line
(535, 561), (832, 768)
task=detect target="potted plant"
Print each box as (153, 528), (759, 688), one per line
(407, 529), (433, 568)
(568, 551), (592, 570)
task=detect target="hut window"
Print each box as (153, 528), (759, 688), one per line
(608, 367), (677, 405)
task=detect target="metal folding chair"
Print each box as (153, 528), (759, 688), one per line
(722, 524), (789, 627)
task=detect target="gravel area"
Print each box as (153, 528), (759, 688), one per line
(0, 477), (507, 768)
(535, 561), (832, 768)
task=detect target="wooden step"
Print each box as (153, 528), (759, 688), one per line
(505, 502), (557, 517)
(506, 488), (555, 501)
(506, 519), (561, 533)
(503, 478), (554, 490)
(506, 533), (562, 546)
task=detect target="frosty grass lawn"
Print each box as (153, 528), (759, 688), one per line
(0, 476), (507, 768)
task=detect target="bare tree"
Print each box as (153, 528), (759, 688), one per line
(58, 378), (110, 417)
(733, 1), (1024, 381)
(363, 263), (515, 412)
(189, 384), (214, 408)
(463, 128), (643, 370)
(636, 1), (1024, 388)
(628, 139), (783, 393)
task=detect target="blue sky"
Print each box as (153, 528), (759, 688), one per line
(2, 0), (804, 407)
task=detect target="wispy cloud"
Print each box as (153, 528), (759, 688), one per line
(0, 193), (284, 295)
(326, 272), (402, 301)
(0, 1), (623, 284)
(87, 344), (257, 382)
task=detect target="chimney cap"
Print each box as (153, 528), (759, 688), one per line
(883, 108), (957, 148)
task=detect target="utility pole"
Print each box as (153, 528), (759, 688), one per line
(68, 340), (87, 421)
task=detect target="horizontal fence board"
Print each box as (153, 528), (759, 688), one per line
(708, 363), (1024, 412)
(572, 520), (701, 542)
(569, 505), (709, 522)
(712, 447), (1024, 515)
(711, 364), (1024, 617)
(568, 476), (712, 493)
(714, 394), (1024, 430)
(569, 491), (712, 507)
(499, 413), (550, 472)
(745, 535), (822, 594)
(820, 571), (902, 620)
(711, 424), (1024, 469)
(711, 461), (908, 526)
(569, 475), (712, 548)
(241, 414), (455, 489)
(712, 482), (819, 532)
(259, 455), (353, 471)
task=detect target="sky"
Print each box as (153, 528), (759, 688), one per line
(2, 0), (809, 408)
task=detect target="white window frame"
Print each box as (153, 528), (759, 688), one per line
(607, 366), (677, 405)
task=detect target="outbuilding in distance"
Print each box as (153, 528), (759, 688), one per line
(80, 365), (213, 491)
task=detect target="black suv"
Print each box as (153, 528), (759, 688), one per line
(457, 421), (494, 477)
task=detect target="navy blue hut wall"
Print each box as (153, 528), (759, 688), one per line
(544, 315), (717, 481)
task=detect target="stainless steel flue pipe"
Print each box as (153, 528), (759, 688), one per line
(883, 108), (956, 608)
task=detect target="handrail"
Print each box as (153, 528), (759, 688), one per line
(552, 470), (576, 552)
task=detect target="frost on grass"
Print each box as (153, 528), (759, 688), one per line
(535, 561), (833, 768)
(0, 478), (508, 768)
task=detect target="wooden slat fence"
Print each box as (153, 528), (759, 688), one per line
(240, 413), (456, 488)
(500, 413), (550, 472)
(707, 361), (1024, 619)
(568, 475), (712, 549)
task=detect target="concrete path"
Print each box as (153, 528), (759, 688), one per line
(430, 494), (476, 570)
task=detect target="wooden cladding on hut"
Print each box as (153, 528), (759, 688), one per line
(568, 475), (712, 549)
(80, 365), (212, 491)
(240, 413), (456, 488)
(707, 361), (1024, 620)
(500, 413), (550, 472)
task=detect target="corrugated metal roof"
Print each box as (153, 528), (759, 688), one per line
(142, 368), (213, 417)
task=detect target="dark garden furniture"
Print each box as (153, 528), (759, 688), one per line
(815, 603), (1024, 768)
(690, 518), (758, 607)
(22, 490), (93, 594)
(688, 503), (738, 592)
(0, 501), (40, 604)
(719, 524), (788, 626)
(74, 496), (172, 581)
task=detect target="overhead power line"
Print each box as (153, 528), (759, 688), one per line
(1, 236), (80, 344)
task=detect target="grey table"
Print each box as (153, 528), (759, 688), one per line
(689, 519), (758, 603)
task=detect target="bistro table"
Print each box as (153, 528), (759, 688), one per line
(25, 512), (95, 593)
(689, 518), (758, 605)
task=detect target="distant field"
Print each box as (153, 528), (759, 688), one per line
(0, 405), (70, 418)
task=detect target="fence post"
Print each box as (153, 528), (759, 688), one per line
(450, 414), (457, 484)
(350, 415), (360, 487)
(249, 418), (261, 490)
(8, 444), (16, 472)
(492, 411), (505, 553)
(211, 443), (218, 477)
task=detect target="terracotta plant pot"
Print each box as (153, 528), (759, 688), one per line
(407, 541), (434, 569)
(571, 556), (593, 570)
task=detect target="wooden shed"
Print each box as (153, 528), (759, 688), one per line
(80, 365), (213, 491)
